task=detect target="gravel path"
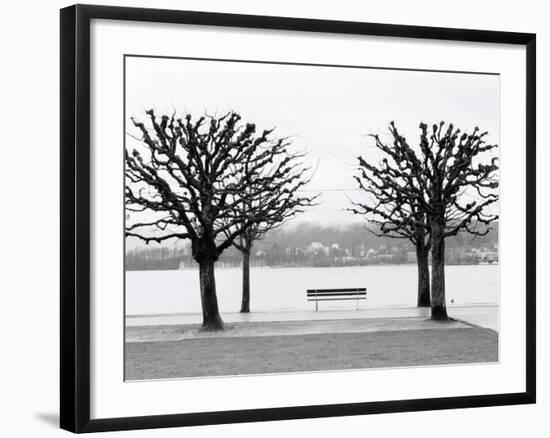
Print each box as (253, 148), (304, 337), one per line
(126, 316), (473, 343)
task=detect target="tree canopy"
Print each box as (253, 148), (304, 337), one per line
(125, 109), (316, 328)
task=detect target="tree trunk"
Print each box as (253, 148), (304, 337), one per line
(430, 223), (448, 321)
(240, 250), (251, 313)
(198, 258), (224, 330)
(416, 243), (431, 307)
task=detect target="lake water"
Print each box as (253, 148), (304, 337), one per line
(126, 264), (499, 316)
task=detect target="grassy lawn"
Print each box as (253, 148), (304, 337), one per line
(125, 327), (498, 380)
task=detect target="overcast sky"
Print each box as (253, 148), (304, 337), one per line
(125, 56), (499, 230)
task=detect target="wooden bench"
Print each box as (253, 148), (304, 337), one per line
(307, 288), (367, 311)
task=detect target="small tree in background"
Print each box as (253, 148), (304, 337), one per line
(349, 123), (432, 307)
(125, 109), (315, 330)
(232, 159), (317, 312)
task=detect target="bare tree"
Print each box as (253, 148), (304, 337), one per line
(353, 121), (498, 320)
(125, 109), (314, 330)
(417, 121), (498, 320)
(232, 160), (317, 312)
(349, 125), (432, 307)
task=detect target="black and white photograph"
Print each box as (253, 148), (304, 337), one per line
(124, 56), (500, 381)
(0, 0), (545, 435)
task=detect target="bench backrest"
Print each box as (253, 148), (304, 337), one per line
(307, 288), (366, 300)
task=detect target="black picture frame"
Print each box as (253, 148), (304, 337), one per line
(60, 4), (536, 433)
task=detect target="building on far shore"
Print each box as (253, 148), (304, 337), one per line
(480, 251), (498, 264)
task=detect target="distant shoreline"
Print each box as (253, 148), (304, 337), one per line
(127, 262), (499, 272)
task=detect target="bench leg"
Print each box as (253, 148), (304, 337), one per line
(315, 300), (318, 311)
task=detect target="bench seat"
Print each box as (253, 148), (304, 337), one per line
(307, 288), (367, 310)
